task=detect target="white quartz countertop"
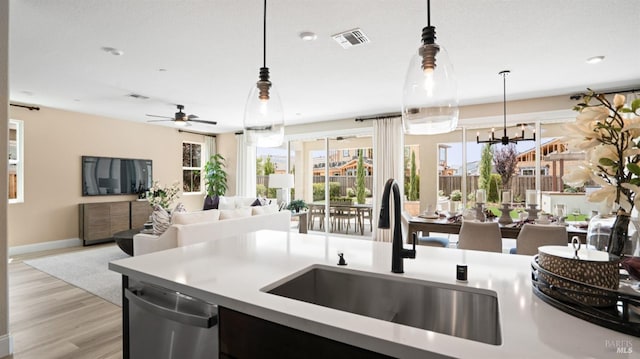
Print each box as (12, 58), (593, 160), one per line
(109, 230), (638, 358)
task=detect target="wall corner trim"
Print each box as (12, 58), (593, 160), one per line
(0, 334), (13, 356)
(9, 238), (82, 257)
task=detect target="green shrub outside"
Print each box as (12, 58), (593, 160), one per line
(450, 190), (462, 201)
(256, 184), (276, 198)
(487, 174), (502, 203)
(313, 182), (341, 201)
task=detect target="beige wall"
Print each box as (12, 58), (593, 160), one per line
(8, 105), (210, 248)
(216, 132), (237, 196)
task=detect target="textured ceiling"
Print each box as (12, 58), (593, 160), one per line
(8, 0), (640, 134)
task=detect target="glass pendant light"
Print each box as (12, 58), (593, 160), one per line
(243, 0), (284, 147)
(401, 0), (458, 135)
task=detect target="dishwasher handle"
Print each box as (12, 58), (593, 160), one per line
(125, 288), (217, 328)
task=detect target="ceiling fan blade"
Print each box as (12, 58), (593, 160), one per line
(189, 119), (218, 125)
(146, 114), (173, 119)
(147, 119), (174, 123)
(187, 114), (199, 120)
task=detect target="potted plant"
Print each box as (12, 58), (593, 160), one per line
(203, 154), (228, 209)
(287, 199), (308, 213)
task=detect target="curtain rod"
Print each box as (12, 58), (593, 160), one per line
(177, 129), (216, 137)
(10, 103), (40, 111)
(354, 112), (401, 122)
(570, 86), (640, 100)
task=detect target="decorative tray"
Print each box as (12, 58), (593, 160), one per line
(531, 255), (640, 337)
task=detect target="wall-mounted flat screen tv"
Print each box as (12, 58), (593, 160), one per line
(82, 156), (152, 196)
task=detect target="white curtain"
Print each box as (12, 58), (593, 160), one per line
(235, 133), (256, 197)
(373, 116), (404, 242)
(203, 136), (216, 162)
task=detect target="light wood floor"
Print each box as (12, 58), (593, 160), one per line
(5, 244), (123, 359)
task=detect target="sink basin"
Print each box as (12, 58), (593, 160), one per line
(263, 265), (501, 345)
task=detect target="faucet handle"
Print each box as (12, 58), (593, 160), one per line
(407, 232), (416, 259)
(412, 232), (416, 252)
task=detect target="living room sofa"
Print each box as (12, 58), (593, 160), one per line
(133, 199), (291, 256)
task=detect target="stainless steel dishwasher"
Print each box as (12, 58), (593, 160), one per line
(125, 283), (218, 359)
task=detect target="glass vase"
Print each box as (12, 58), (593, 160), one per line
(587, 212), (615, 252)
(587, 210), (640, 257)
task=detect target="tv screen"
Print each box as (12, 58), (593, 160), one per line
(82, 156), (152, 196)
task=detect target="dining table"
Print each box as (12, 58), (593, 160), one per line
(308, 202), (373, 235)
(408, 216), (588, 244)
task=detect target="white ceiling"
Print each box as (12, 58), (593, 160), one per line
(8, 0), (640, 134)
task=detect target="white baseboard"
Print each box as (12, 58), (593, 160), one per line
(0, 334), (13, 357)
(9, 238), (82, 256)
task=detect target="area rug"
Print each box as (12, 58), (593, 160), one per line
(23, 245), (127, 306)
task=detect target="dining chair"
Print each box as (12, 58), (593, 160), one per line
(514, 223), (567, 255)
(359, 207), (373, 234)
(330, 199), (357, 233)
(308, 204), (324, 230)
(401, 211), (449, 248)
(457, 221), (502, 253)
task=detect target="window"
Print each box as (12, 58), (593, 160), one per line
(9, 119), (23, 203)
(182, 142), (202, 193)
(520, 167), (548, 176)
(342, 149), (349, 158)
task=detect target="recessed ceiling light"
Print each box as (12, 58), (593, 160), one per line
(158, 68), (167, 72)
(586, 55), (605, 64)
(299, 32), (317, 41)
(101, 46), (124, 56)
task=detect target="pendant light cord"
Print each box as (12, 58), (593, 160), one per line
(502, 71), (507, 137)
(263, 0), (267, 68)
(427, 0), (431, 26)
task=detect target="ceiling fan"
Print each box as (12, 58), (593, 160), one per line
(146, 104), (217, 126)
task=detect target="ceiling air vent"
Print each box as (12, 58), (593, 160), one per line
(126, 93), (149, 100)
(332, 28), (370, 49)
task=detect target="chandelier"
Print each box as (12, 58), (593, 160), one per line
(476, 70), (535, 145)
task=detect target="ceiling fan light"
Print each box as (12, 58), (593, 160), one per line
(174, 120), (188, 127)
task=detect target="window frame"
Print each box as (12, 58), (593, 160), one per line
(182, 141), (203, 194)
(9, 119), (24, 204)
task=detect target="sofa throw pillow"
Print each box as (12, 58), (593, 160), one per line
(250, 198), (262, 206)
(219, 207), (252, 220)
(152, 205), (171, 235)
(218, 196), (236, 210)
(173, 209), (221, 225)
(174, 202), (187, 213)
(203, 195), (219, 210)
(251, 203), (279, 216)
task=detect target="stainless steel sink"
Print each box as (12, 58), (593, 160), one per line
(263, 265), (501, 345)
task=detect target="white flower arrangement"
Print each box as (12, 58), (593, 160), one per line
(146, 180), (181, 210)
(563, 91), (640, 212)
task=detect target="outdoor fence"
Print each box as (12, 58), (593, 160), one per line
(257, 175), (373, 197)
(258, 174), (564, 202)
(438, 175), (563, 201)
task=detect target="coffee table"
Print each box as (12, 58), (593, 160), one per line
(113, 228), (144, 256)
